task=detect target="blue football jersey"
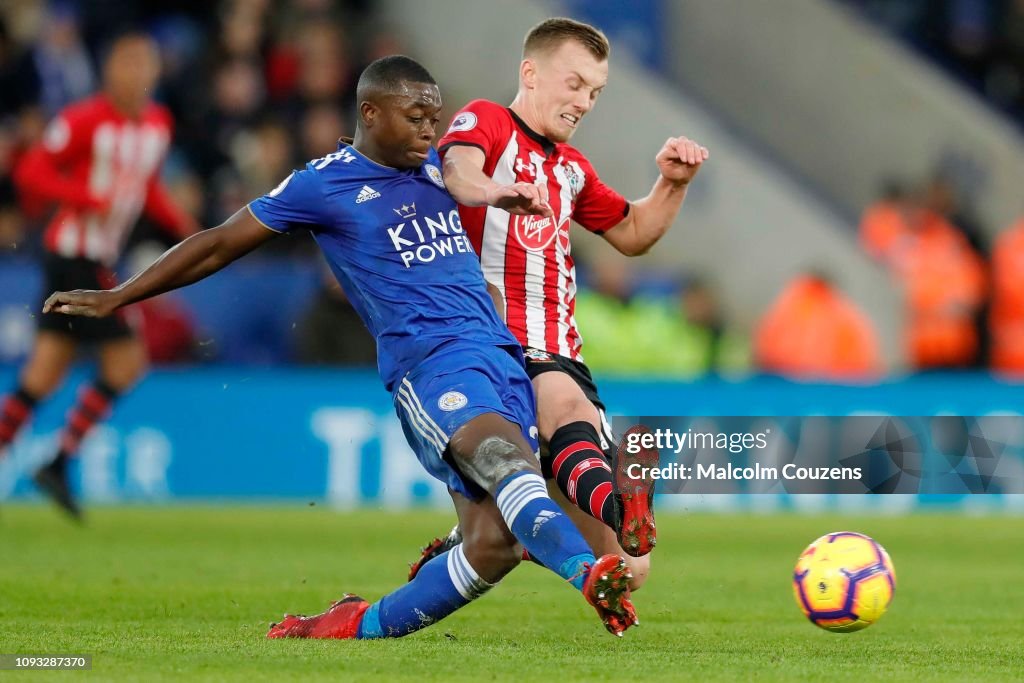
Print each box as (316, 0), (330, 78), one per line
(248, 143), (517, 391)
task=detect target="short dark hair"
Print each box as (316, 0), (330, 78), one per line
(356, 55), (436, 103)
(523, 17), (610, 61)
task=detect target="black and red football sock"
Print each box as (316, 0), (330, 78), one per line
(54, 380), (120, 462)
(546, 421), (615, 529)
(0, 386), (39, 453)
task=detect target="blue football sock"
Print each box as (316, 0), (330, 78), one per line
(495, 471), (596, 591)
(357, 544), (492, 639)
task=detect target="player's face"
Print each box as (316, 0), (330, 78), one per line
(370, 82), (442, 169)
(104, 37), (161, 114)
(528, 41), (608, 142)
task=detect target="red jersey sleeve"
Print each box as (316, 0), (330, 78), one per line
(14, 103), (101, 210)
(571, 155), (629, 235)
(438, 100), (514, 165)
(40, 102), (96, 165)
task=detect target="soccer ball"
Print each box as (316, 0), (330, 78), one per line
(792, 531), (895, 632)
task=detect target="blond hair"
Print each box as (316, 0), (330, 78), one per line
(523, 17), (610, 61)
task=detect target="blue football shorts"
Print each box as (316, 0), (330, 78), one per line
(393, 341), (539, 500)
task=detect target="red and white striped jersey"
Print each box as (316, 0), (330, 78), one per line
(438, 99), (629, 360)
(20, 94), (176, 266)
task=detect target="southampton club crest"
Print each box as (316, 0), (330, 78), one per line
(524, 347), (555, 363)
(558, 156), (584, 200)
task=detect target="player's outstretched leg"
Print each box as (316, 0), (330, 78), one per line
(407, 525), (547, 582)
(450, 413), (637, 635)
(36, 338), (146, 520)
(271, 412), (637, 638)
(268, 541), (496, 639)
(33, 378), (120, 520)
(546, 481), (651, 592)
(1, 332), (76, 459)
(536, 372), (657, 557)
(406, 439), (656, 589)
(0, 387), (39, 457)
(269, 490), (519, 639)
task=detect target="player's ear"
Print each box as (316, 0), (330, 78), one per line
(520, 58), (537, 90)
(360, 101), (379, 127)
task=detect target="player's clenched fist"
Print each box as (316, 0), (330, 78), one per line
(655, 136), (709, 186)
(43, 289), (122, 318)
(485, 181), (553, 217)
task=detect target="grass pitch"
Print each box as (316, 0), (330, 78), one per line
(1, 505), (1022, 681)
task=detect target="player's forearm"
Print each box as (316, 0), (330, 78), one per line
(627, 176), (690, 254)
(109, 231), (226, 306)
(112, 209), (275, 308)
(115, 216), (268, 309)
(441, 155), (500, 207)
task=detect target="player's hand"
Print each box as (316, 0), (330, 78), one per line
(485, 182), (554, 217)
(43, 289), (123, 318)
(655, 136), (709, 186)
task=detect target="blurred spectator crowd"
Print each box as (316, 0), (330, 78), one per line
(1, 1), (1022, 383)
(0, 0), (748, 379)
(576, 163), (1024, 382)
(859, 170), (1024, 377)
(0, 0), (397, 366)
(0, 0), (403, 251)
(842, 0), (1024, 123)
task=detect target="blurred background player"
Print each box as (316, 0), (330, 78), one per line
(754, 270), (883, 381)
(409, 18), (707, 587)
(43, 55), (638, 639)
(0, 31), (196, 518)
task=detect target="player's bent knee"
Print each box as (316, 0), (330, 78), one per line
(22, 354), (72, 398)
(20, 368), (64, 399)
(542, 398), (601, 441)
(461, 528), (522, 582)
(480, 542), (522, 580)
(455, 434), (538, 493)
(118, 363), (147, 388)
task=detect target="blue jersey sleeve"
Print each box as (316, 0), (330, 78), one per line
(248, 165), (326, 233)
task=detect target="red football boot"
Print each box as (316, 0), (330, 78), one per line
(582, 554), (639, 637)
(613, 425), (658, 557)
(408, 526), (542, 582)
(267, 594), (370, 639)
(407, 525), (462, 581)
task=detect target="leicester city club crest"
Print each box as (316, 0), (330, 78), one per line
(438, 391), (468, 411)
(425, 164), (446, 189)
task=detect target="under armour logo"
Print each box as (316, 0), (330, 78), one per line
(514, 158), (536, 177)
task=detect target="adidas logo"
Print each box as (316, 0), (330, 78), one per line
(532, 509), (560, 536)
(355, 185), (381, 203)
